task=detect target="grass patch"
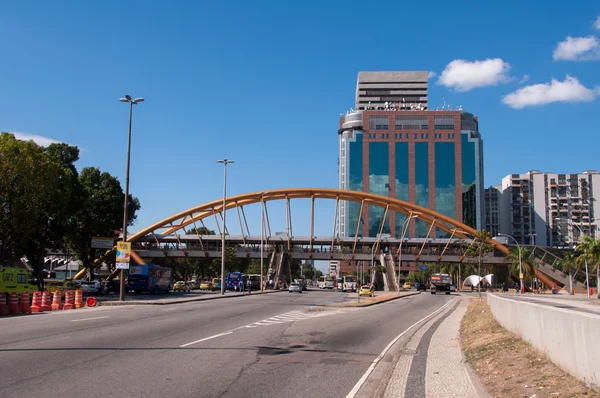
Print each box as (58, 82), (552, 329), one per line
(460, 298), (598, 398)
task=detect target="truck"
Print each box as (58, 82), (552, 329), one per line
(430, 273), (452, 295)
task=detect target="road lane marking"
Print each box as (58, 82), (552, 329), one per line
(180, 331), (233, 347)
(345, 297), (458, 398)
(70, 316), (110, 322)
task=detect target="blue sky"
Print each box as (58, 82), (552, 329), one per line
(1, 1), (600, 247)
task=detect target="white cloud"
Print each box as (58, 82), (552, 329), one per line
(9, 132), (61, 147)
(553, 36), (600, 61)
(519, 75), (530, 84)
(428, 71), (437, 79)
(438, 58), (511, 91)
(595, 16), (600, 30)
(502, 75), (600, 109)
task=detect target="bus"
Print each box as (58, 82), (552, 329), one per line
(226, 272), (243, 291)
(127, 264), (173, 294)
(246, 274), (262, 289)
(318, 275), (335, 289)
(0, 266), (37, 295)
(341, 275), (357, 292)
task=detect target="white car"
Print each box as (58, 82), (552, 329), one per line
(288, 283), (302, 293)
(80, 281), (103, 295)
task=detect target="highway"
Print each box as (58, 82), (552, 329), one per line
(0, 290), (453, 398)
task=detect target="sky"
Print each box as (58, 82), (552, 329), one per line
(2, 1), (600, 265)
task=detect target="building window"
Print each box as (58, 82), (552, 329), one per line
(381, 134), (384, 139)
(369, 116), (389, 130)
(405, 134), (408, 139)
(395, 115), (428, 130)
(414, 134), (417, 139)
(386, 133), (389, 139)
(434, 115), (454, 130)
(395, 133), (398, 139)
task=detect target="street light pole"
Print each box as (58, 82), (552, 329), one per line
(397, 214), (419, 295)
(118, 95), (144, 302)
(260, 192), (264, 292)
(217, 159), (234, 295)
(499, 233), (523, 294)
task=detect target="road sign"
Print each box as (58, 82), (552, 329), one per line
(116, 262), (130, 270)
(91, 237), (114, 249)
(419, 265), (428, 271)
(116, 242), (131, 263)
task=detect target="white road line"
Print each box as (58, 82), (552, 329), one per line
(70, 316), (110, 322)
(258, 319), (282, 324)
(180, 331), (233, 347)
(345, 297), (458, 398)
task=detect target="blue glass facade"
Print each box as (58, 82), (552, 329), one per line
(435, 142), (456, 237)
(461, 132), (477, 229)
(347, 131), (363, 236)
(369, 142), (390, 236)
(395, 142), (409, 236)
(414, 142), (429, 237)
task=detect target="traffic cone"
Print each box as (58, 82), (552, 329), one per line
(31, 291), (42, 313)
(8, 292), (20, 315)
(74, 290), (83, 309)
(20, 292), (31, 314)
(63, 290), (74, 310)
(0, 293), (9, 316)
(41, 290), (52, 312)
(51, 290), (62, 311)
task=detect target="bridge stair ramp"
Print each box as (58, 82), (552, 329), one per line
(379, 253), (398, 292)
(272, 251), (285, 290)
(527, 246), (586, 293)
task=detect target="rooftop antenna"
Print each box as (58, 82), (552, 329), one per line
(442, 97), (446, 110)
(458, 105), (463, 111)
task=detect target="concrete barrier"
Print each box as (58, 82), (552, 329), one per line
(488, 294), (600, 389)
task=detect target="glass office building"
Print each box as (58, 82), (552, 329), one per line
(339, 110), (484, 238)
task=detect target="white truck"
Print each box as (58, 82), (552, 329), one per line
(430, 273), (452, 295)
(340, 275), (357, 292)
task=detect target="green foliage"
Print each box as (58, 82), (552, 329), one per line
(576, 235), (600, 271)
(186, 226), (215, 235)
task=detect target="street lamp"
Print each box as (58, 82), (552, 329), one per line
(499, 233), (523, 294)
(397, 213), (420, 294)
(260, 192), (265, 292)
(217, 159), (234, 295)
(118, 95), (144, 302)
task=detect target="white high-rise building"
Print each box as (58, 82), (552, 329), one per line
(498, 170), (600, 246)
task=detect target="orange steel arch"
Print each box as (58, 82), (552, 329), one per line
(78, 188), (556, 288)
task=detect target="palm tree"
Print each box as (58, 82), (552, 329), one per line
(576, 235), (600, 298)
(558, 251), (579, 295)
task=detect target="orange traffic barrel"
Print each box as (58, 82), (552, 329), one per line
(8, 292), (20, 315)
(63, 290), (74, 310)
(51, 290), (62, 311)
(31, 291), (42, 313)
(74, 290), (83, 309)
(20, 292), (31, 314)
(0, 293), (9, 316)
(86, 297), (97, 307)
(41, 291), (52, 312)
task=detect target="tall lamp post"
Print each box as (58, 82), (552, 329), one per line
(397, 213), (419, 295)
(260, 192), (265, 292)
(217, 159), (234, 295)
(499, 233), (522, 294)
(118, 95), (144, 302)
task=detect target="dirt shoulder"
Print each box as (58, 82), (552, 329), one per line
(460, 298), (598, 398)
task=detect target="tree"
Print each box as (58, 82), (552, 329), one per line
(558, 251), (579, 295)
(463, 230), (495, 299)
(506, 247), (535, 285)
(66, 167), (140, 280)
(576, 235), (600, 298)
(186, 226), (215, 235)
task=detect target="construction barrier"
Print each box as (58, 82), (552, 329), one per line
(41, 291), (52, 312)
(74, 290), (83, 309)
(86, 297), (97, 307)
(0, 293), (9, 316)
(20, 292), (31, 314)
(31, 291), (42, 313)
(8, 292), (20, 315)
(51, 290), (62, 311)
(63, 290), (74, 310)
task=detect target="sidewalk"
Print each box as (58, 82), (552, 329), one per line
(382, 296), (486, 398)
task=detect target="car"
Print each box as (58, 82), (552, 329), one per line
(403, 282), (412, 289)
(288, 283), (302, 293)
(417, 283), (427, 291)
(80, 281), (103, 295)
(173, 281), (190, 292)
(200, 281), (214, 291)
(186, 281), (197, 290)
(450, 285), (456, 292)
(359, 285), (374, 297)
(46, 281), (82, 297)
(212, 278), (222, 290)
(102, 279), (121, 294)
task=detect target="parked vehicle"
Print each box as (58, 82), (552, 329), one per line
(0, 266), (36, 295)
(341, 275), (357, 292)
(430, 273), (452, 295)
(417, 283), (427, 292)
(359, 284), (374, 297)
(403, 282), (412, 289)
(127, 264), (173, 294)
(102, 279), (121, 294)
(288, 283), (302, 293)
(80, 281), (103, 295)
(47, 280), (82, 297)
(212, 278), (222, 290)
(226, 272), (243, 291)
(174, 281), (190, 292)
(200, 281), (214, 291)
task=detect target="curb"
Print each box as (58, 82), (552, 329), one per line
(97, 289), (284, 306)
(313, 291), (422, 309)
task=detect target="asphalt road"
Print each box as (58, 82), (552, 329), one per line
(0, 290), (452, 398)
